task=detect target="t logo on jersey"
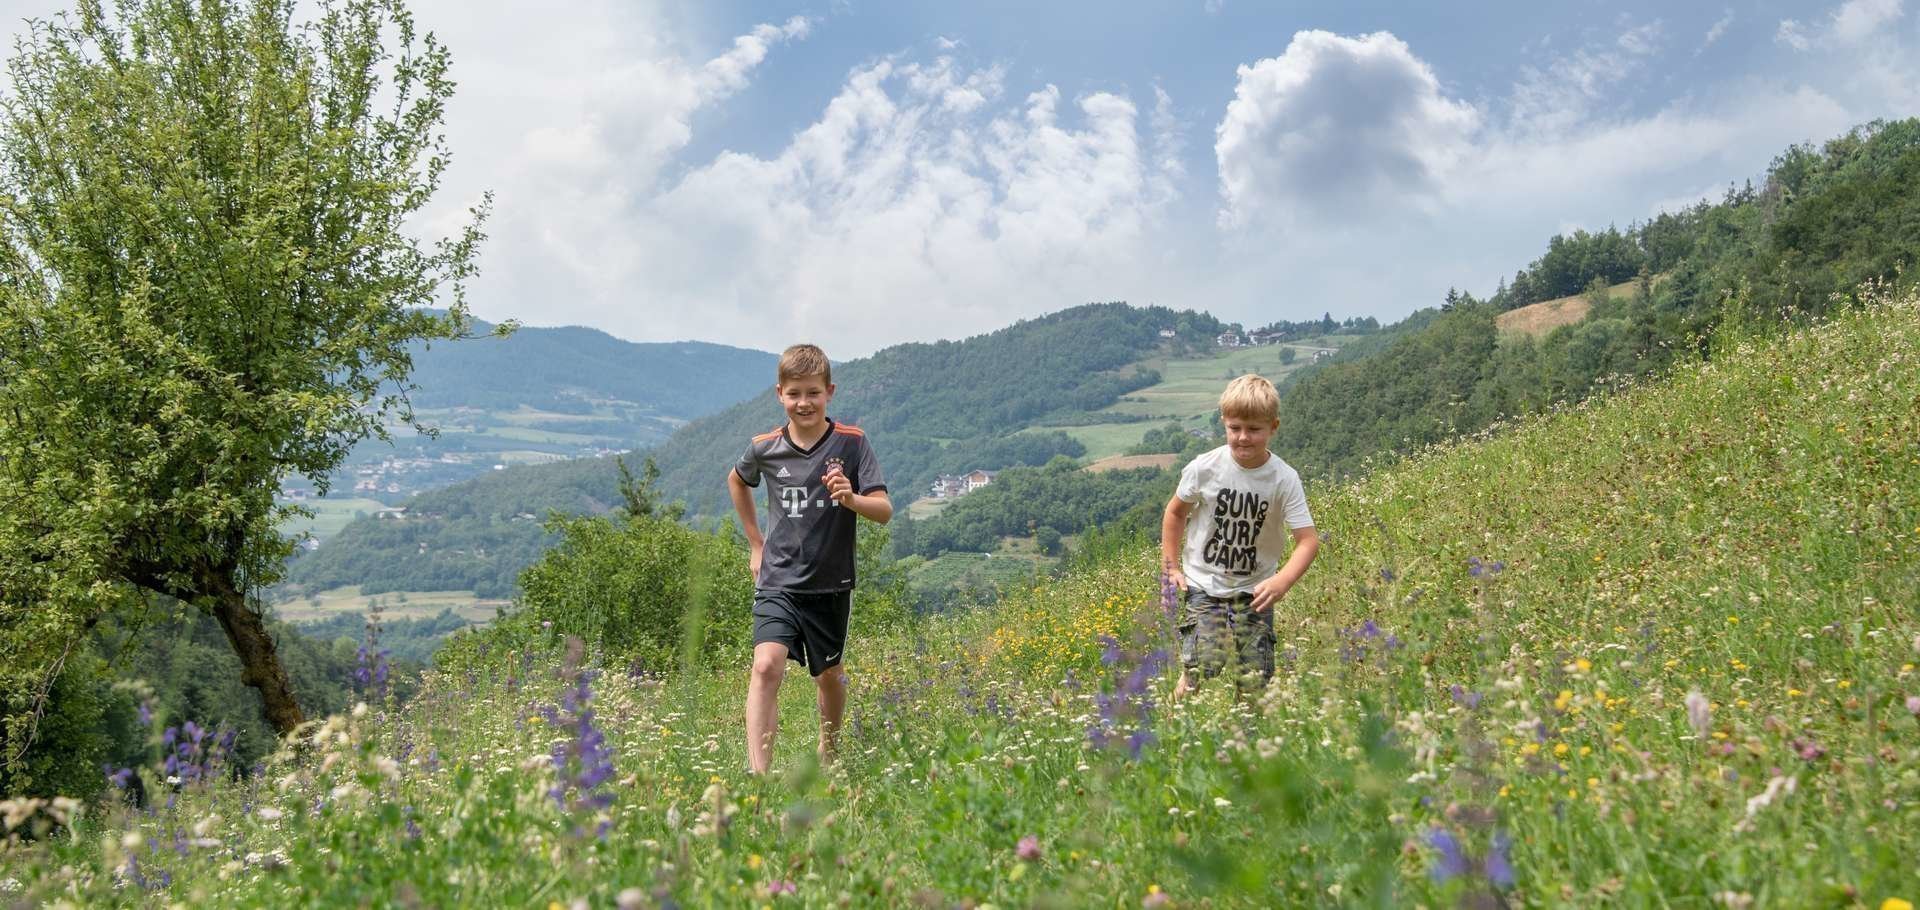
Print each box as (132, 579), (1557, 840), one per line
(778, 485), (809, 517)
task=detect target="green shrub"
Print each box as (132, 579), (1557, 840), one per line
(515, 514), (754, 674)
(0, 652), (125, 799)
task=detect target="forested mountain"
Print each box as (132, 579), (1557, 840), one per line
(1277, 118), (1920, 479)
(645, 303), (1225, 516)
(297, 304), (1221, 597)
(897, 457), (1175, 557)
(406, 319), (776, 417)
(298, 118), (1920, 601)
(283, 455), (627, 597)
(293, 321), (776, 503)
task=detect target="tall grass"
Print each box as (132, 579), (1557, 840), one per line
(4, 290), (1918, 907)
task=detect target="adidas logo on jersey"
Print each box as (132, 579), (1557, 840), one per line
(776, 466), (791, 478)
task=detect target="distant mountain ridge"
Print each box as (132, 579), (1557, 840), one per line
(288, 302), (1227, 599)
(642, 302), (1228, 517)
(286, 321), (777, 506)
(407, 319), (776, 417)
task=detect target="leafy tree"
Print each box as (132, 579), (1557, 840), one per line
(0, 0), (486, 742)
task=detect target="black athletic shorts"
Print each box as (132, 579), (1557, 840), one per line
(751, 589), (851, 677)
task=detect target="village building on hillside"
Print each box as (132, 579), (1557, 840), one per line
(929, 469), (999, 499)
(1216, 331), (1240, 347)
(1158, 327), (1177, 339)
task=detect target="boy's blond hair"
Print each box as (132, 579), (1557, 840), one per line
(777, 344), (831, 386)
(1219, 374), (1280, 424)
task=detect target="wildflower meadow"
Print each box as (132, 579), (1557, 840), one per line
(4, 292), (1919, 907)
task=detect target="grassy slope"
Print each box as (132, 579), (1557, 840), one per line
(1032, 338), (1351, 461)
(19, 295), (1920, 906)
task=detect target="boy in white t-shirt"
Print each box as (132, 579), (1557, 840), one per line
(1160, 374), (1320, 697)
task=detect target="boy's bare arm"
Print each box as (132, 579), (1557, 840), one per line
(727, 469), (765, 575)
(1251, 526), (1319, 611)
(1161, 496), (1192, 591)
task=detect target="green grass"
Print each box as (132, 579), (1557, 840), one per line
(1100, 338), (1347, 419)
(1028, 338), (1358, 461)
(14, 294), (1920, 907)
(905, 497), (953, 520)
(1037, 421), (1169, 462)
(279, 497), (387, 542)
(476, 425), (605, 447)
(907, 549), (1048, 596)
(272, 586), (505, 624)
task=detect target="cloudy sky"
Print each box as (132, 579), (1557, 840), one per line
(3, 1), (1916, 355)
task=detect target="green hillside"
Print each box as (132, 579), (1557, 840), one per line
(284, 323), (774, 510)
(282, 305), (1241, 603)
(1278, 118), (1920, 481)
(645, 302), (1227, 517)
(22, 288), (1918, 907)
(280, 455), (628, 598)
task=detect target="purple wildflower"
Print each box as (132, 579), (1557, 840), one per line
(1015, 835), (1041, 861)
(1450, 685), (1484, 710)
(136, 700), (153, 727)
(1425, 828), (1469, 883)
(548, 670), (616, 831)
(1485, 832), (1515, 888)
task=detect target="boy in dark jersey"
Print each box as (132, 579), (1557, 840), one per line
(727, 344), (891, 775)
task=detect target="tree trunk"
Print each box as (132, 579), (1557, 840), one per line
(205, 570), (305, 735)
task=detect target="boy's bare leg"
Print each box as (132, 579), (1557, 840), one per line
(746, 642), (789, 775)
(1172, 669), (1195, 701)
(814, 665), (846, 765)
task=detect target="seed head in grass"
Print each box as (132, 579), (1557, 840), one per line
(1685, 691), (1712, 738)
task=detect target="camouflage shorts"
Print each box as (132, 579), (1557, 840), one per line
(1178, 589), (1275, 686)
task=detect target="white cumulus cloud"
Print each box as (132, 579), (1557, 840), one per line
(1214, 30), (1479, 230)
(600, 56), (1182, 354)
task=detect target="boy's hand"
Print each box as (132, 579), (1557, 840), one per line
(749, 541), (764, 579)
(1164, 566), (1188, 594)
(1249, 574), (1289, 612)
(824, 464), (853, 506)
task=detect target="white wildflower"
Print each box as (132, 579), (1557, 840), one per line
(1738, 774), (1797, 832)
(1684, 691), (1712, 738)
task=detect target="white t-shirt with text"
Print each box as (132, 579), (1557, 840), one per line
(1175, 446), (1314, 596)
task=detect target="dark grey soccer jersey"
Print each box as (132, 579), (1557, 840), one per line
(734, 420), (887, 593)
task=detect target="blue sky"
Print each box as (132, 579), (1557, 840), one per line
(3, 0), (1916, 354)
